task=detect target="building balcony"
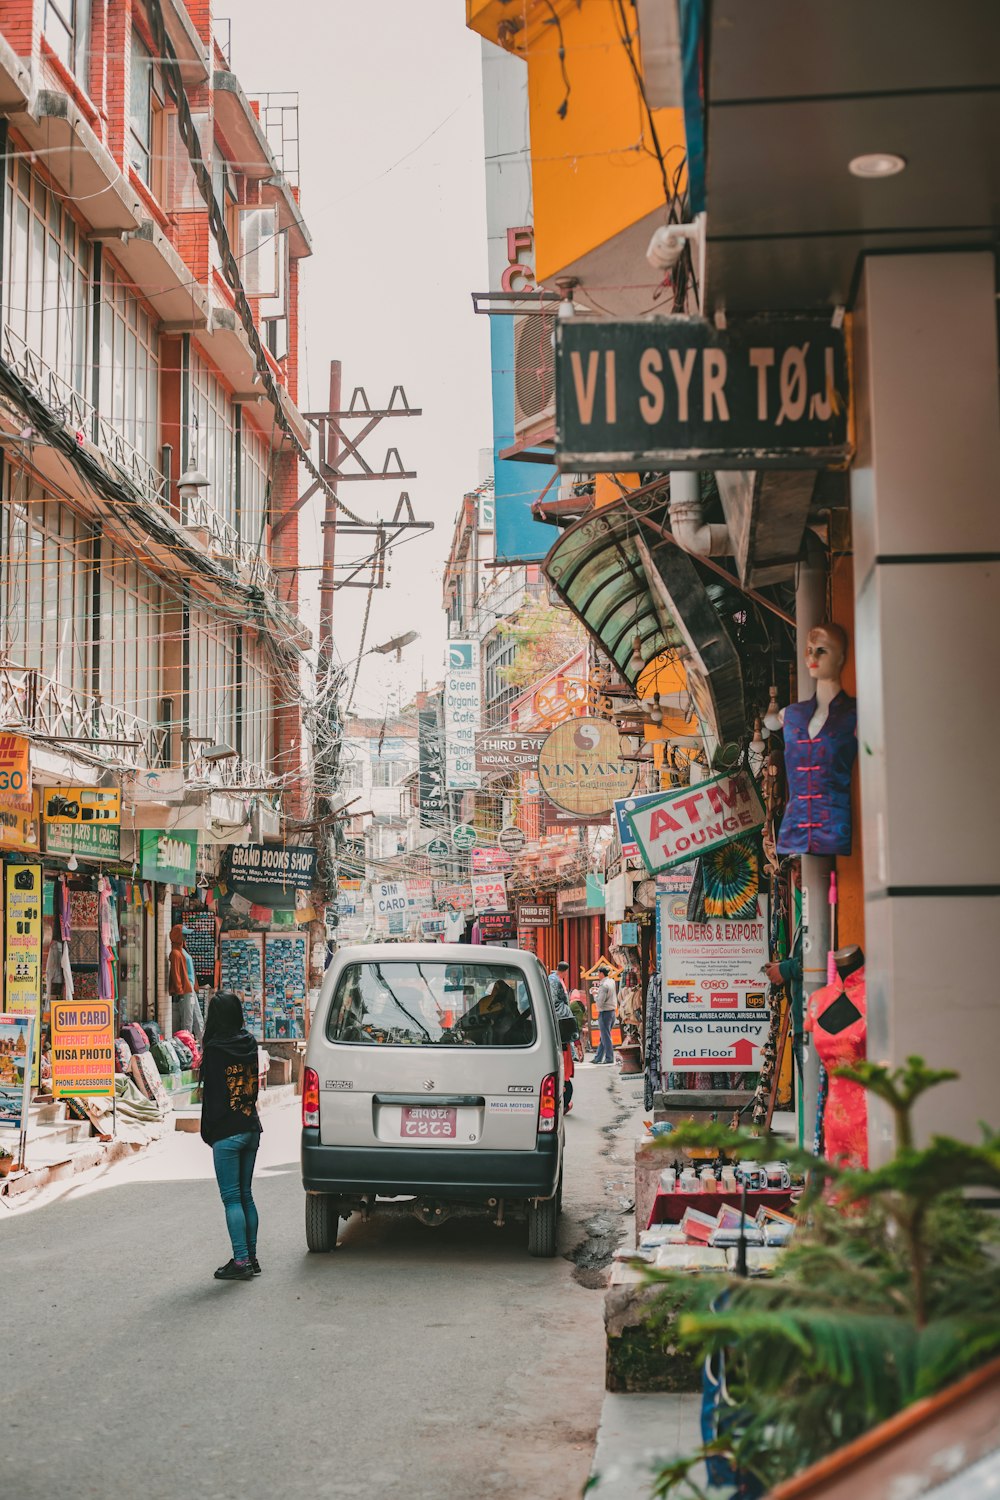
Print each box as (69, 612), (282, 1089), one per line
(212, 70), (277, 180)
(10, 88), (141, 235)
(0, 663), (169, 770)
(0, 28), (30, 112)
(1, 325), (169, 507)
(98, 218), (210, 332)
(182, 490), (279, 595)
(137, 0), (210, 86)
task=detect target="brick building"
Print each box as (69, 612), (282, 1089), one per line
(0, 1), (318, 1034)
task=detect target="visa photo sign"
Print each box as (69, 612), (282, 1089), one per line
(626, 769), (764, 873)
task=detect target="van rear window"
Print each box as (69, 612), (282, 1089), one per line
(326, 962), (537, 1048)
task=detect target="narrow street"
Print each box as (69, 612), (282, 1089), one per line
(2, 1066), (642, 1500)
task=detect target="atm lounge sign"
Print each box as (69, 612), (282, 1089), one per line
(556, 316), (849, 470)
(625, 770), (765, 874)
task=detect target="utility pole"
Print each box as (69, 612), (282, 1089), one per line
(318, 358), (341, 669)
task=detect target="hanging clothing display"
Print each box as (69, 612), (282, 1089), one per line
(701, 837), (760, 920)
(777, 692), (858, 855)
(805, 965), (868, 1168)
(97, 876), (118, 1006)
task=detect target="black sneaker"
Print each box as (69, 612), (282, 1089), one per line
(249, 1256), (262, 1276)
(214, 1259), (254, 1282)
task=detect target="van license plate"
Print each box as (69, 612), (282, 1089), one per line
(401, 1106), (457, 1139)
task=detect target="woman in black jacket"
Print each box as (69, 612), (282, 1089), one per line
(199, 991), (262, 1282)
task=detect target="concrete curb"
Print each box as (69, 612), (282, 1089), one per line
(1, 1086), (298, 1199)
(1, 1132), (164, 1200)
(588, 1392), (704, 1498)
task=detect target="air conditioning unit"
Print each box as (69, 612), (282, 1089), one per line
(512, 305), (555, 445)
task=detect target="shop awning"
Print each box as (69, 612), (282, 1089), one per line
(542, 494), (746, 746)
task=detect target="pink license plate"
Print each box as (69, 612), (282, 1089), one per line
(401, 1106), (457, 1139)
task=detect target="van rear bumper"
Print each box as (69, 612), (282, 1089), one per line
(301, 1130), (560, 1202)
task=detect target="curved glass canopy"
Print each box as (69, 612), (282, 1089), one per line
(542, 493), (746, 746)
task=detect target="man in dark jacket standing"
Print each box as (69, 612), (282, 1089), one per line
(199, 991), (262, 1281)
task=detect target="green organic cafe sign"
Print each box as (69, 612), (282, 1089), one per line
(139, 829), (199, 886)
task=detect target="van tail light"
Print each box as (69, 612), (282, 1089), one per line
(538, 1073), (558, 1134)
(302, 1066), (320, 1129)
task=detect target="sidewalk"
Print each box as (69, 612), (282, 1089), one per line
(1, 1082), (296, 1203)
(589, 1393), (704, 1498)
(585, 1065), (709, 1500)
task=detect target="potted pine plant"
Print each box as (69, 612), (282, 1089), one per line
(0, 1145), (13, 1177)
(641, 1057), (1000, 1496)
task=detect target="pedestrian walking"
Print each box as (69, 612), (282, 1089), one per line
(548, 961), (578, 1111)
(169, 924), (204, 1041)
(199, 991), (262, 1282)
(591, 966), (618, 1065)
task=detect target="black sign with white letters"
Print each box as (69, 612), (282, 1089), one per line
(556, 317), (849, 470)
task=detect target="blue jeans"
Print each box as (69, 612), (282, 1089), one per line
(212, 1131), (260, 1262)
(595, 1010), (616, 1063)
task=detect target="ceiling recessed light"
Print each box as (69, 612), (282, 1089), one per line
(849, 152), (907, 179)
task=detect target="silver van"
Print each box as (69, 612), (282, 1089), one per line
(301, 943), (566, 1257)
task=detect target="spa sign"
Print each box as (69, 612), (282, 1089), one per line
(625, 770), (765, 874)
(556, 317), (849, 470)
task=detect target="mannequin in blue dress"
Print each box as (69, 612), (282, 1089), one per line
(777, 624), (858, 856)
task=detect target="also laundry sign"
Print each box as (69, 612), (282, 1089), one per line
(625, 770), (764, 873)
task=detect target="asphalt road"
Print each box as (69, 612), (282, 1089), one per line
(1, 1062), (641, 1500)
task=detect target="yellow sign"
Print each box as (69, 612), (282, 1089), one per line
(537, 717), (637, 818)
(42, 786), (121, 826)
(50, 999), (115, 1099)
(0, 732), (31, 808)
(0, 790), (39, 850)
(580, 954), (623, 980)
(3, 862), (43, 1086)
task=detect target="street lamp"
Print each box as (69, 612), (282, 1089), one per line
(371, 630), (420, 662)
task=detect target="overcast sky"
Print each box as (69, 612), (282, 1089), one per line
(233, 1), (493, 717)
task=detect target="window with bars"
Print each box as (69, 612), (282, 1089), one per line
(187, 606), (238, 752)
(99, 547), (161, 729)
(241, 633), (273, 769)
(239, 419), (270, 547)
(0, 482), (92, 706)
(372, 760), (416, 789)
(2, 156), (91, 402)
(99, 260), (160, 465)
(189, 349), (236, 527)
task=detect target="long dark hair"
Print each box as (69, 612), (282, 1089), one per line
(202, 990), (244, 1048)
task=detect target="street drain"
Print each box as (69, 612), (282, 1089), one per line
(566, 1211), (624, 1288)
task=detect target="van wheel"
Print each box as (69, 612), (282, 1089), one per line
(527, 1195), (558, 1257)
(305, 1193), (338, 1253)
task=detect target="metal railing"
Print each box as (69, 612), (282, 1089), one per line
(3, 331), (283, 602)
(3, 327), (169, 506)
(0, 662), (169, 767)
